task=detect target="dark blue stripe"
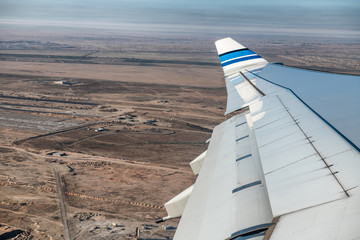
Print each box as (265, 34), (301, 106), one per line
(235, 122), (247, 127)
(247, 69), (360, 153)
(222, 55), (262, 67)
(232, 180), (261, 193)
(220, 49), (255, 62)
(236, 135), (249, 142)
(231, 223), (273, 237)
(233, 232), (266, 240)
(219, 48), (249, 57)
(236, 154), (252, 162)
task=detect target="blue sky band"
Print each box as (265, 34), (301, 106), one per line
(222, 55), (262, 67)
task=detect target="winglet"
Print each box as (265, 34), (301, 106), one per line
(215, 37), (268, 76)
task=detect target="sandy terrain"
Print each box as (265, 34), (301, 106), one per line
(0, 29), (228, 240)
(0, 27), (358, 239)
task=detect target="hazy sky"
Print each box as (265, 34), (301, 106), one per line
(0, 0), (359, 38)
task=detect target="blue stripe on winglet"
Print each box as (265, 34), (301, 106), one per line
(222, 55), (262, 67)
(220, 49), (255, 62)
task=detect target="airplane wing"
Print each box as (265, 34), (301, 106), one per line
(159, 38), (360, 240)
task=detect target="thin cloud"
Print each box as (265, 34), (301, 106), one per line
(0, 0), (359, 38)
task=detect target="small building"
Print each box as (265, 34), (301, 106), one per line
(52, 152), (66, 157)
(54, 80), (72, 85)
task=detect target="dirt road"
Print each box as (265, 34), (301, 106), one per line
(53, 166), (71, 240)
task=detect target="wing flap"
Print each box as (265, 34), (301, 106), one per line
(174, 111), (273, 240)
(245, 70), (350, 217)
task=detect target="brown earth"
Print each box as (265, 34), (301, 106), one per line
(0, 29), (228, 240)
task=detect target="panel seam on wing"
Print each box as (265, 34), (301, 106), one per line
(276, 95), (350, 197)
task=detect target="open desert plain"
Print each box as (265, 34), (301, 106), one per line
(0, 26), (359, 240)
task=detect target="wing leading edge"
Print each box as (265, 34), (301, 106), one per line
(162, 38), (360, 240)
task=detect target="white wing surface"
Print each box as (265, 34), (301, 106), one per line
(161, 37), (360, 240)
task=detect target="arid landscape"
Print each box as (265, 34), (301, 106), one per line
(0, 26), (359, 239)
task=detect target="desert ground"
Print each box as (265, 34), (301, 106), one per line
(0, 26), (359, 239)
